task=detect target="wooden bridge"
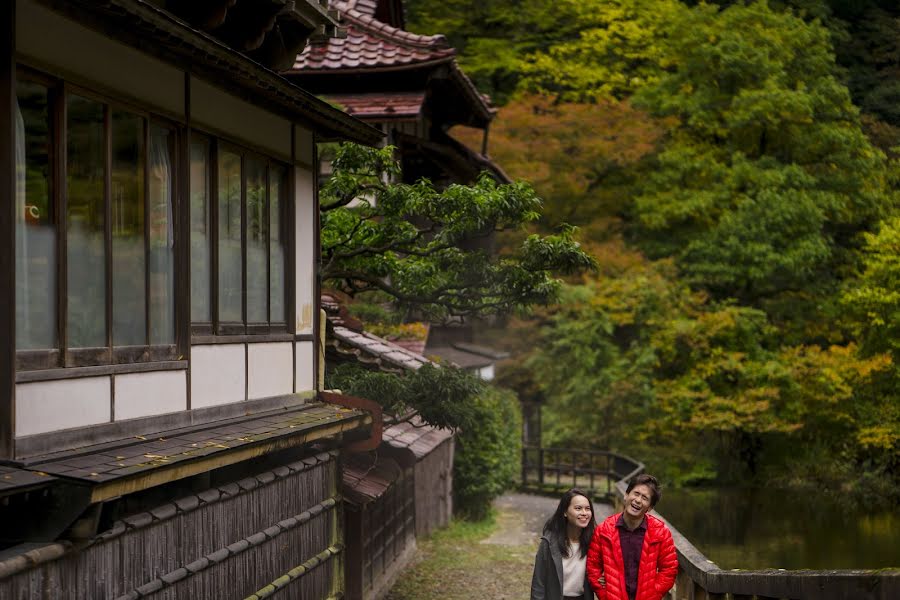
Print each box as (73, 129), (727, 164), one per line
(521, 446), (900, 600)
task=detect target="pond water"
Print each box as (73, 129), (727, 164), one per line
(656, 487), (900, 570)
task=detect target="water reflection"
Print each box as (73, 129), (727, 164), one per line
(658, 487), (900, 569)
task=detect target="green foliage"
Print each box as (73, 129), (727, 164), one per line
(453, 386), (522, 519)
(629, 1), (893, 322)
(321, 143), (595, 320)
(517, 240), (894, 482)
(410, 0), (900, 498)
(325, 362), (485, 431)
(404, 0), (586, 103)
(842, 217), (900, 358)
(519, 0), (686, 101)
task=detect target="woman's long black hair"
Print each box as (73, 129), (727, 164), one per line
(542, 488), (597, 558)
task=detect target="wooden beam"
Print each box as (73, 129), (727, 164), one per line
(0, 0), (16, 459)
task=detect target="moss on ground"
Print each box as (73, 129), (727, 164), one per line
(385, 509), (538, 599)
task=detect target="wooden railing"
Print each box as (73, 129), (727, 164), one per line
(520, 446), (644, 500)
(608, 481), (900, 600)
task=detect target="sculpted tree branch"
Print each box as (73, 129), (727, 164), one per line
(320, 143), (596, 321)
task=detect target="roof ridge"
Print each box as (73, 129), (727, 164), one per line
(335, 2), (450, 50)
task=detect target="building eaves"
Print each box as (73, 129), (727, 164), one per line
(382, 417), (452, 460)
(12, 402), (369, 504)
(425, 345), (494, 369)
(43, 0), (383, 146)
(325, 91), (424, 119)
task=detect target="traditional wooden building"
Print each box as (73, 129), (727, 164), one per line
(291, 0), (510, 379)
(1, 1), (384, 598)
(289, 0), (508, 188)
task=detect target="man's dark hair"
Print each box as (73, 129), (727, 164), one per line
(626, 473), (662, 507)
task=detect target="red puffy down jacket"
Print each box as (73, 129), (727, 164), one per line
(585, 513), (678, 600)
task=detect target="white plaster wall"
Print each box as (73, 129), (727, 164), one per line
(115, 371), (187, 421)
(190, 344), (246, 409)
(295, 166), (316, 335)
(294, 125), (314, 167)
(17, 1), (185, 118)
(191, 78), (291, 160)
(16, 377), (111, 437)
(247, 342), (293, 400)
(295, 341), (315, 393)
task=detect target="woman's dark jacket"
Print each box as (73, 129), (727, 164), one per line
(531, 531), (595, 600)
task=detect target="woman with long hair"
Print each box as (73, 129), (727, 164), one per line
(530, 488), (598, 600)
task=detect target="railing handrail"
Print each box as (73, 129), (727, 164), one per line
(521, 445), (645, 500)
(613, 481), (900, 599)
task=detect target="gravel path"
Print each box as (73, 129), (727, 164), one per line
(485, 492), (617, 545)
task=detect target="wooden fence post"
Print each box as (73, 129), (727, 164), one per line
(538, 448), (544, 487)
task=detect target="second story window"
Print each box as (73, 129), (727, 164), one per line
(190, 135), (288, 336)
(15, 72), (177, 369)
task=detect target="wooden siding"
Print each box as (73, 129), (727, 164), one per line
(413, 437), (453, 538)
(0, 450), (343, 599)
(345, 466), (416, 600)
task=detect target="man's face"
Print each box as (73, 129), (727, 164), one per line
(624, 484), (654, 520)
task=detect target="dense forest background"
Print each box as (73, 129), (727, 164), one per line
(405, 0), (900, 499)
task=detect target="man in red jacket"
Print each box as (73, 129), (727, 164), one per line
(585, 474), (678, 600)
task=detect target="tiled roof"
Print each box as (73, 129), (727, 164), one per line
(329, 326), (434, 372)
(0, 465), (55, 497)
(382, 417), (452, 459)
(342, 452), (402, 505)
(326, 92), (425, 119)
(293, 2), (453, 71)
(426, 345), (495, 369)
(322, 292), (433, 372)
(337, 0), (379, 16)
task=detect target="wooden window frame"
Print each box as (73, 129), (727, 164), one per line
(14, 66), (184, 372)
(190, 133), (291, 340)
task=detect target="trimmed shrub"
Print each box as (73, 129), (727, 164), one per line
(454, 386), (523, 519)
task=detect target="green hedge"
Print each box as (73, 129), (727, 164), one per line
(453, 386), (522, 520)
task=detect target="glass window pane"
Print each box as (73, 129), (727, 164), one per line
(246, 156), (267, 324)
(190, 136), (211, 322)
(111, 110), (145, 347)
(269, 166), (287, 323)
(15, 81), (57, 350)
(149, 125), (175, 345)
(218, 149), (242, 323)
(66, 94), (106, 348)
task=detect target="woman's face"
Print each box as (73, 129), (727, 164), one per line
(565, 494), (593, 530)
